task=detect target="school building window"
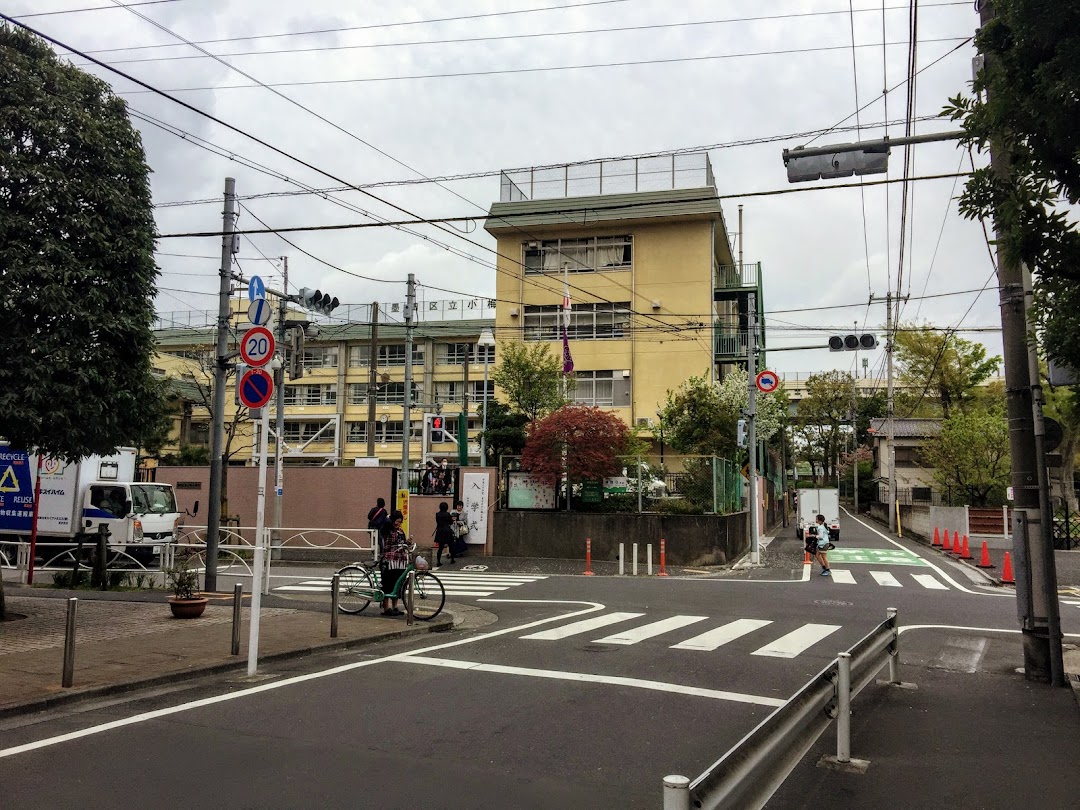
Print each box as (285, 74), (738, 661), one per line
(523, 236), (632, 274)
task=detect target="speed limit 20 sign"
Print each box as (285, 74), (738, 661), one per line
(240, 325), (275, 367)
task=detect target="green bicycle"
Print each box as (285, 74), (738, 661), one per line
(334, 549), (445, 620)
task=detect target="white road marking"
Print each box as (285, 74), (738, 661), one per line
(751, 624), (842, 659)
(521, 612), (645, 640)
(829, 569), (856, 584)
(913, 574), (948, 590)
(670, 619), (773, 651)
(397, 656), (786, 707)
(594, 615), (709, 645)
(870, 571), (902, 587)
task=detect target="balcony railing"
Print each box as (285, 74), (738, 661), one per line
(715, 263), (760, 290)
(715, 331), (749, 357)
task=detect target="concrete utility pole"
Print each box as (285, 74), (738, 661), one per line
(366, 302), (380, 459)
(272, 256), (287, 544)
(886, 291), (896, 532)
(747, 291), (759, 564)
(205, 176), (237, 593)
(402, 274), (416, 480)
(978, 0), (1063, 685)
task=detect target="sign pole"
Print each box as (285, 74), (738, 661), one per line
(247, 406), (270, 676)
(26, 455), (43, 585)
(747, 292), (759, 564)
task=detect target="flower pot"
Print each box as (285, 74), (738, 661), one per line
(168, 597), (209, 619)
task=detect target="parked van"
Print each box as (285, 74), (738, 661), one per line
(795, 488), (840, 543)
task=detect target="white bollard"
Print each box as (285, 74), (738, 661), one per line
(663, 775), (691, 810)
(647, 543), (653, 576)
(632, 542), (639, 576)
(619, 543), (625, 576)
(836, 652), (852, 763)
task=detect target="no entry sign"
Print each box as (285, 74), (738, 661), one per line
(238, 368), (274, 409)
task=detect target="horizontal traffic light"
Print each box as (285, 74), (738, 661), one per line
(829, 334), (878, 351)
(297, 287), (340, 316)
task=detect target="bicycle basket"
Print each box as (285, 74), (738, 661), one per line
(413, 554), (429, 571)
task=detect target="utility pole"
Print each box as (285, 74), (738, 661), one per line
(205, 176), (237, 593)
(272, 256), (287, 544)
(978, 0), (1063, 685)
(402, 274), (416, 480)
(885, 292), (896, 532)
(366, 302), (380, 459)
(747, 290), (759, 564)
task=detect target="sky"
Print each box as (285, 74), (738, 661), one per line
(6, 0), (1005, 379)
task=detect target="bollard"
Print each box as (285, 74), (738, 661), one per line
(405, 572), (415, 627)
(94, 524), (109, 590)
(647, 543), (653, 576)
(583, 538), (595, 576)
(657, 538), (668, 577)
(62, 597), (78, 688)
(618, 543), (625, 576)
(662, 775), (691, 810)
(836, 652), (852, 763)
(330, 574), (340, 638)
(632, 543), (639, 576)
(231, 583), (242, 655)
(887, 607), (900, 683)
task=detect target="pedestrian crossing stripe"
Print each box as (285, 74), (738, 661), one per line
(820, 569), (949, 588)
(520, 612), (844, 659)
(825, 547), (929, 567)
(272, 571), (546, 598)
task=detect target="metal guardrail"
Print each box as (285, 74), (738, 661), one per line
(664, 609), (903, 810)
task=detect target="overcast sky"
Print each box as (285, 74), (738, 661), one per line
(9, 0), (1003, 377)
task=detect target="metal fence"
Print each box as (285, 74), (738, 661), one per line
(403, 466), (461, 499)
(712, 458), (743, 515)
(1054, 506), (1080, 550)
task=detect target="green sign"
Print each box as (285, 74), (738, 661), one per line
(582, 480), (603, 504)
(826, 547), (929, 567)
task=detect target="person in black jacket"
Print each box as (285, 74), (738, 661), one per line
(434, 501), (456, 566)
(367, 497), (389, 554)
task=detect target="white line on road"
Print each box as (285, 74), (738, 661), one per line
(870, 571), (902, 587)
(829, 569), (856, 584)
(670, 619), (773, 651)
(913, 574), (948, 590)
(396, 656), (786, 707)
(521, 612), (645, 640)
(593, 615), (709, 645)
(751, 624), (842, 659)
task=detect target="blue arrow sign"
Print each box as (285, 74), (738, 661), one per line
(238, 368), (274, 409)
(248, 275), (266, 302)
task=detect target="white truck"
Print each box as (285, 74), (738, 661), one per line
(795, 488), (841, 544)
(0, 445), (187, 563)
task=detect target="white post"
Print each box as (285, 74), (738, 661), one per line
(632, 542), (639, 576)
(836, 652), (852, 763)
(618, 543), (624, 576)
(247, 407), (271, 676)
(1002, 505), (1009, 540)
(663, 775), (691, 810)
(647, 543), (653, 576)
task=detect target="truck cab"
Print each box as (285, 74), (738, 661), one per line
(83, 482), (183, 558)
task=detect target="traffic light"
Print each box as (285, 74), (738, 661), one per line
(297, 287), (340, 316)
(429, 414), (445, 444)
(828, 334), (878, 352)
(737, 419), (747, 448)
(784, 144), (889, 183)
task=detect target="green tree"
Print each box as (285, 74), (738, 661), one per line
(796, 371), (857, 485)
(491, 342), (569, 422)
(0, 25), (161, 618)
(923, 406), (1012, 506)
(476, 400), (529, 466)
(521, 405), (630, 487)
(894, 327), (1001, 418)
(943, 0), (1080, 363)
(1043, 382), (1080, 513)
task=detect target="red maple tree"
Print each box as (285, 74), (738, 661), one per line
(521, 406), (631, 486)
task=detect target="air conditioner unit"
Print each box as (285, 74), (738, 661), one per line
(509, 307), (519, 317)
(622, 369), (631, 378)
(635, 417), (654, 428)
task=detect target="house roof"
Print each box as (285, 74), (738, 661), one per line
(868, 418), (942, 438)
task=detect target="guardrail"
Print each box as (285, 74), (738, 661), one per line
(664, 608), (906, 810)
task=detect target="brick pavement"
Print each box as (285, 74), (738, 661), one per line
(0, 592), (447, 716)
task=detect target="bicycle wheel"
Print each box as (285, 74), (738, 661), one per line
(408, 571), (445, 621)
(336, 564), (375, 614)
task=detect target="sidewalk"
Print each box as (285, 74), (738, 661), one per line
(0, 585), (449, 718)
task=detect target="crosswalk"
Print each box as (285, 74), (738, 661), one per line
(522, 611), (844, 659)
(818, 568), (951, 589)
(272, 570), (546, 598)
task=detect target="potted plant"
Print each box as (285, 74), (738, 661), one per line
(166, 557), (208, 619)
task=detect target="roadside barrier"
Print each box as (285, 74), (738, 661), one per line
(942, 531), (953, 552)
(633, 543), (640, 576)
(647, 543), (653, 576)
(618, 543), (625, 576)
(932, 527), (942, 548)
(976, 541), (995, 569)
(658, 538), (669, 577)
(1002, 552), (1015, 584)
(231, 583), (242, 655)
(959, 535), (972, 560)
(583, 538), (595, 576)
(663, 608), (910, 810)
(62, 597), (78, 688)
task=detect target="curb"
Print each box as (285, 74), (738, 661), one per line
(0, 616), (450, 721)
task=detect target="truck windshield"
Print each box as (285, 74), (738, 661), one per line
(130, 484), (177, 515)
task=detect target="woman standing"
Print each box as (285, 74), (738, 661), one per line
(380, 511), (410, 616)
(451, 500), (469, 557)
(434, 501), (456, 567)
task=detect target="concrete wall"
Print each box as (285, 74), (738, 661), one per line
(492, 510), (748, 566)
(869, 502), (931, 542)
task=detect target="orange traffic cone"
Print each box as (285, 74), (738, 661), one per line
(942, 531), (953, 552)
(1001, 552), (1015, 584)
(959, 535), (972, 560)
(952, 531), (962, 555)
(976, 541), (994, 569)
(932, 527), (942, 547)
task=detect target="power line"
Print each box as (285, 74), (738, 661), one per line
(13, 0), (179, 18)
(847, 0), (874, 299)
(118, 37), (972, 94)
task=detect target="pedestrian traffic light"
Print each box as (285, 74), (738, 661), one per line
(828, 334), (878, 352)
(297, 287), (340, 316)
(737, 419), (747, 448)
(429, 414), (445, 443)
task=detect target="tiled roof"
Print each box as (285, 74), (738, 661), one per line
(868, 418), (942, 438)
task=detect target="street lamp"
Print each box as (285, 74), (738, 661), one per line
(477, 327), (496, 465)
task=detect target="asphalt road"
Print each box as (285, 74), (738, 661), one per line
(2, 510), (1076, 808)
